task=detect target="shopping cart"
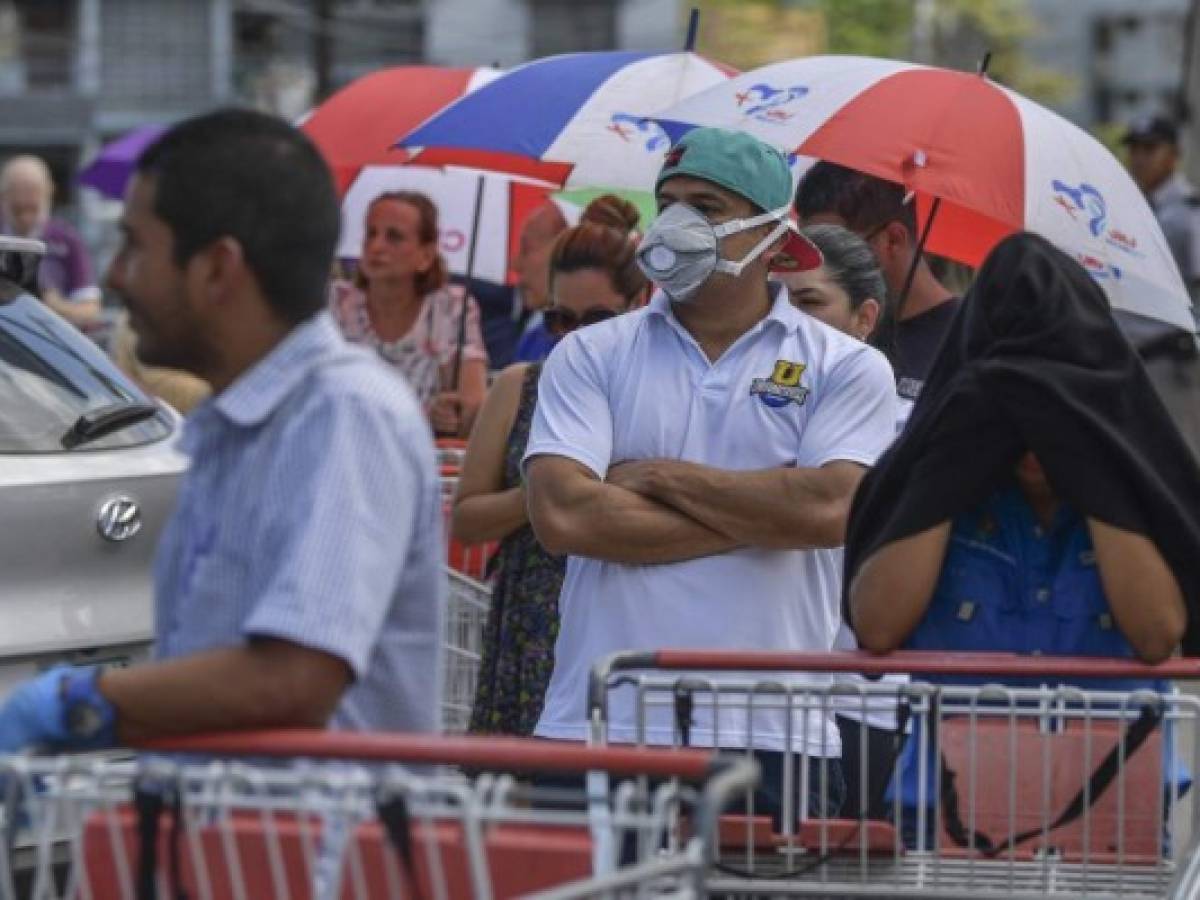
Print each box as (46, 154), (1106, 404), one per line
(435, 440), (496, 733)
(588, 649), (1200, 899)
(442, 567), (491, 733)
(2, 730), (758, 899)
(437, 439), (497, 581)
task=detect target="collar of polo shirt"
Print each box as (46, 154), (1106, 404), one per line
(647, 280), (802, 331)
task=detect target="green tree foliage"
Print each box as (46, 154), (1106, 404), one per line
(809, 0), (912, 60)
(692, 0), (1073, 106)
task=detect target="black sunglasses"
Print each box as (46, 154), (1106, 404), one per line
(543, 306), (618, 337)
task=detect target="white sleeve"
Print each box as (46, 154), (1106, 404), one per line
(797, 347), (897, 468)
(522, 332), (614, 479)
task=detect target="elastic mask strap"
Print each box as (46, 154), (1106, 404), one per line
(711, 205), (788, 239)
(714, 216), (792, 277)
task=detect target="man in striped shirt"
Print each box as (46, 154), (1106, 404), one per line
(0, 109), (443, 750)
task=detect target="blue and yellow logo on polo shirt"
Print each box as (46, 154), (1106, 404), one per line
(751, 359), (809, 408)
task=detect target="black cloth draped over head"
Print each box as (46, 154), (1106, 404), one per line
(843, 232), (1200, 655)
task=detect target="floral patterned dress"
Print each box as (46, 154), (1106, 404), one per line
(469, 364), (567, 736)
(329, 280), (487, 408)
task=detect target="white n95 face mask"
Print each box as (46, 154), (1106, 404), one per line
(636, 201), (792, 302)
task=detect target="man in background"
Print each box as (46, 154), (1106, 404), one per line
(0, 154), (101, 330)
(457, 275), (521, 370)
(795, 162), (957, 428)
(1121, 115), (1200, 464)
(1123, 115), (1200, 301)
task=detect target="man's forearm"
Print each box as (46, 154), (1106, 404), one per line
(849, 522), (951, 651)
(629, 461), (856, 549)
(534, 481), (738, 564)
(1087, 518), (1186, 663)
(99, 642), (349, 743)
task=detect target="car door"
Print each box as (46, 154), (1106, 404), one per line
(0, 285), (186, 694)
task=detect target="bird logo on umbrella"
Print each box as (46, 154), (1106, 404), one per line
(1052, 179), (1144, 260)
(607, 114), (671, 152)
(734, 83), (810, 123)
(1051, 180), (1108, 238)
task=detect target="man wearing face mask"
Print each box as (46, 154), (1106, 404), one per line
(524, 127), (897, 823)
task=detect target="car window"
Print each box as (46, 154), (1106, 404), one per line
(0, 290), (172, 453)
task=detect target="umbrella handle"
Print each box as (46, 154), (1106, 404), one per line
(875, 195), (942, 368)
(450, 174), (487, 394)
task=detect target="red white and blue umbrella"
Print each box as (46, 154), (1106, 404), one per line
(301, 63), (548, 285)
(649, 55), (1194, 332)
(398, 49), (734, 190)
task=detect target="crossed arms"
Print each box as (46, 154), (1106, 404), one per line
(525, 454), (867, 565)
(523, 324), (895, 566)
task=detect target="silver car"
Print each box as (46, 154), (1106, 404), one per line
(0, 237), (185, 696)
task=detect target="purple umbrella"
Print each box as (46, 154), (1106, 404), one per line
(78, 124), (166, 199)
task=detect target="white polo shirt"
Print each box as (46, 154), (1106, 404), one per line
(524, 286), (896, 755)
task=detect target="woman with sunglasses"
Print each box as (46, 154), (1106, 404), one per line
(453, 195), (649, 736)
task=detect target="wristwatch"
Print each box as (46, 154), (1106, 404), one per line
(59, 668), (117, 748)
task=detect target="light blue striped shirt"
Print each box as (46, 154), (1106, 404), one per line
(154, 312), (444, 733)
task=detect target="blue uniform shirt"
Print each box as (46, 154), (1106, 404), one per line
(893, 485), (1178, 806)
(154, 313), (445, 733)
(905, 485), (1146, 679)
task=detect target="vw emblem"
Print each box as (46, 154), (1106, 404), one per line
(97, 496), (142, 542)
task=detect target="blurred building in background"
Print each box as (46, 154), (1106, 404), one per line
(0, 0), (680, 270)
(1024, 0), (1188, 128)
(430, 0), (679, 64)
(0, 0), (233, 224)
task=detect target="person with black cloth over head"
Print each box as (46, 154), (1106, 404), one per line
(846, 231), (1197, 660)
(845, 231), (1200, 844)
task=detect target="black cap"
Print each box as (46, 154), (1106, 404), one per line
(1121, 114), (1179, 146)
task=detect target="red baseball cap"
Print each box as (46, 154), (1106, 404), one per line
(770, 224), (823, 273)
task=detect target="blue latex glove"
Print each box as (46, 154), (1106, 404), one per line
(0, 666), (114, 753)
(0, 666), (71, 753)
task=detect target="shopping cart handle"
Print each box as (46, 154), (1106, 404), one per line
(137, 729), (739, 781)
(586, 649), (1200, 723)
(588, 649), (1200, 713)
(662, 649), (1200, 677)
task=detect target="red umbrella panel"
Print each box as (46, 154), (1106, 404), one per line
(301, 65), (500, 197)
(652, 55), (1194, 332)
(796, 66), (1022, 265)
(306, 64), (551, 286)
